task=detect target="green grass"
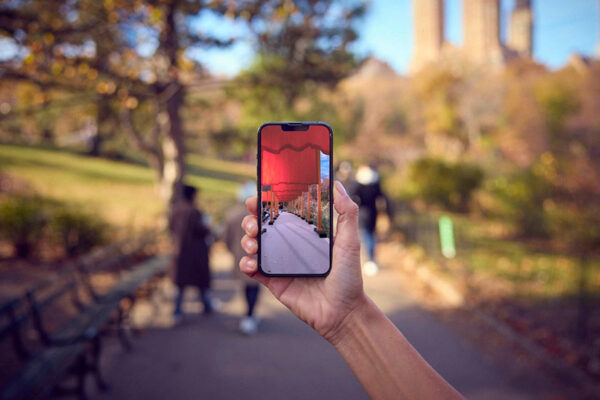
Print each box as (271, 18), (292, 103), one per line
(0, 144), (254, 230)
(451, 214), (599, 299)
(396, 210), (599, 300)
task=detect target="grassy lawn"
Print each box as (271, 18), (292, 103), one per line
(0, 144), (254, 230)
(395, 210), (599, 301)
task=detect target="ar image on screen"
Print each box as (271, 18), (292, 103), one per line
(260, 124), (331, 275)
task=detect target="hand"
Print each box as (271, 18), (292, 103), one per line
(240, 181), (367, 343)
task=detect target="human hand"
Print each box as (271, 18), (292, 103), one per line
(240, 181), (367, 343)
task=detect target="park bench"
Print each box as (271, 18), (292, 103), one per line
(0, 238), (169, 400)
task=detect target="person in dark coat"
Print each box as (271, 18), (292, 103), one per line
(350, 164), (392, 276)
(169, 185), (214, 319)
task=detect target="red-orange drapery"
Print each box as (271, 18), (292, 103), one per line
(260, 124), (329, 233)
(260, 125), (330, 156)
(261, 124), (329, 188)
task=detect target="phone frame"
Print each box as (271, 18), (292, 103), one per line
(257, 122), (334, 277)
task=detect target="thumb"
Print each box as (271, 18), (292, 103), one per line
(333, 181), (361, 253)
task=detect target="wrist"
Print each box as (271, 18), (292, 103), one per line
(325, 294), (379, 348)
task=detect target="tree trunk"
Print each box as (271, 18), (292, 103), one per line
(160, 2), (186, 209)
(160, 85), (186, 207)
(89, 95), (112, 156)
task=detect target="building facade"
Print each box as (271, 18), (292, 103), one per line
(508, 0), (534, 57)
(409, 0), (535, 74)
(409, 0), (445, 74)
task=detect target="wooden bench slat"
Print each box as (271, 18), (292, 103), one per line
(0, 253), (169, 400)
(1, 343), (86, 400)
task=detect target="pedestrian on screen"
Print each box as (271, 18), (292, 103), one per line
(169, 185), (215, 322)
(224, 181), (261, 335)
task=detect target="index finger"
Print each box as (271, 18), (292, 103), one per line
(245, 196), (258, 216)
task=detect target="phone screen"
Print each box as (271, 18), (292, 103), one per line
(258, 122), (333, 276)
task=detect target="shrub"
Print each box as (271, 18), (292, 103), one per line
(0, 196), (47, 258)
(49, 207), (109, 257)
(407, 158), (484, 212)
(486, 168), (552, 237)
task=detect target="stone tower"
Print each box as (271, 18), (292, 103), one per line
(463, 0), (504, 65)
(409, 0), (445, 74)
(508, 0), (533, 57)
(597, 0), (600, 58)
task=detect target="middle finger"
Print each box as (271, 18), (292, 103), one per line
(241, 234), (258, 255)
(241, 215), (259, 237)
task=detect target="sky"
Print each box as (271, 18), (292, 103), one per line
(321, 152), (330, 180)
(196, 0), (600, 76)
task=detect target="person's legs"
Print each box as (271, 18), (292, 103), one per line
(366, 228), (376, 262)
(240, 283), (260, 335)
(199, 288), (214, 314)
(173, 285), (185, 317)
(245, 284), (260, 317)
(360, 228), (378, 276)
(359, 228), (376, 262)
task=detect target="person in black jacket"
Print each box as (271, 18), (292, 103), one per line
(350, 164), (392, 276)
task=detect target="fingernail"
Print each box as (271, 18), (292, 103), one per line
(335, 181), (347, 196)
(246, 239), (256, 250)
(247, 220), (257, 232)
(247, 258), (257, 268)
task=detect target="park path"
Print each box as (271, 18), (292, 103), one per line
(261, 211), (330, 275)
(89, 244), (572, 400)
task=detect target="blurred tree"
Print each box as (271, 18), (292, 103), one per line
(535, 67), (581, 151)
(499, 60), (548, 167)
(230, 0), (366, 143)
(412, 66), (464, 158)
(405, 157), (484, 212)
(0, 0), (262, 207)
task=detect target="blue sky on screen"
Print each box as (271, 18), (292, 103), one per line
(321, 152), (330, 180)
(192, 0), (599, 76)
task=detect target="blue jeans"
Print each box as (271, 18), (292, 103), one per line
(359, 228), (376, 262)
(245, 284), (260, 317)
(174, 286), (213, 316)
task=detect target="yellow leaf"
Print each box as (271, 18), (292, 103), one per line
(43, 33), (54, 45)
(78, 63), (90, 75)
(51, 62), (63, 75)
(106, 81), (117, 94)
(125, 96), (139, 109)
(87, 68), (99, 80)
(96, 82), (108, 93)
(23, 53), (35, 65)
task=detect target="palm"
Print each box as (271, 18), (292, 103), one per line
(260, 237), (363, 338)
(241, 184), (364, 340)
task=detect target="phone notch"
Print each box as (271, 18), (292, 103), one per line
(281, 123), (310, 131)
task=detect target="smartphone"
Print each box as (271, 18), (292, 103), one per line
(257, 122), (333, 277)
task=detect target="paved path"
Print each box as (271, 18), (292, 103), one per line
(261, 212), (329, 275)
(89, 247), (572, 400)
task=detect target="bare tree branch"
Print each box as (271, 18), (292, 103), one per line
(119, 107), (161, 158)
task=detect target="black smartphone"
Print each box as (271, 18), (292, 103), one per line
(257, 122), (333, 277)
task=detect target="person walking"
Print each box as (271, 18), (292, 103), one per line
(350, 163), (392, 276)
(224, 181), (261, 335)
(169, 185), (215, 323)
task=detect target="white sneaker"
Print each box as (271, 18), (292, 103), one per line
(363, 261), (379, 276)
(239, 316), (258, 336)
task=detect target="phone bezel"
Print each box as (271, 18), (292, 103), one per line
(257, 122), (334, 278)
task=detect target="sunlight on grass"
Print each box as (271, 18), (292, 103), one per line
(0, 145), (252, 230)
